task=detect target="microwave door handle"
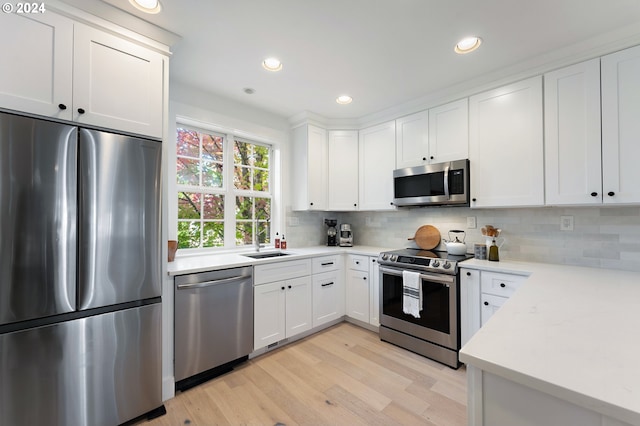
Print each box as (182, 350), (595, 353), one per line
(443, 164), (450, 199)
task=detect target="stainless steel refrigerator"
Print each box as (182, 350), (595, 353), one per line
(0, 111), (164, 425)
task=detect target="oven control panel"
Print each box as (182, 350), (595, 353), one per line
(378, 252), (456, 274)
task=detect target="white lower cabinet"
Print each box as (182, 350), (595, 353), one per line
(312, 271), (344, 327)
(346, 254), (380, 327)
(254, 260), (312, 350)
(369, 257), (380, 327)
(460, 267), (527, 347)
(312, 255), (344, 327)
(346, 255), (370, 323)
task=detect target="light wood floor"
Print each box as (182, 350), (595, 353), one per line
(144, 323), (467, 425)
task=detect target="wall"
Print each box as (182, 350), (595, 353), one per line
(287, 206), (640, 272)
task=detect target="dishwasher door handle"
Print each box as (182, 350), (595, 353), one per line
(177, 275), (250, 290)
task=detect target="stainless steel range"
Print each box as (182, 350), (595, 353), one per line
(377, 248), (472, 368)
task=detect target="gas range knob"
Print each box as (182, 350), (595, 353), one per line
(443, 261), (451, 269)
(431, 260), (440, 267)
(381, 253), (389, 261)
(390, 254), (398, 262)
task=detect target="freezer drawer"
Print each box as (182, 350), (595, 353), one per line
(0, 303), (162, 426)
(175, 266), (253, 383)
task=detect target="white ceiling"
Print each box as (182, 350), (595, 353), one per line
(90, 1), (640, 120)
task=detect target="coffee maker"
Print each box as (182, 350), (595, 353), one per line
(339, 223), (353, 247)
(324, 218), (337, 246)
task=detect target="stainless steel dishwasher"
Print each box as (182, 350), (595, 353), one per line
(174, 266), (253, 391)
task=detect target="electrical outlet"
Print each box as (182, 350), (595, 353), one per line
(560, 215), (574, 231)
(467, 216), (477, 229)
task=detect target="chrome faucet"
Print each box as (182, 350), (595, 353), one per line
(254, 227), (265, 252)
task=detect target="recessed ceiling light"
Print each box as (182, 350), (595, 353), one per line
(129, 0), (162, 14)
(455, 36), (482, 54)
(262, 58), (283, 72)
(336, 95), (353, 105)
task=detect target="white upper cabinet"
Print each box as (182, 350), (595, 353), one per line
(0, 12), (73, 121)
(601, 44), (640, 204)
(0, 11), (165, 138)
(469, 76), (544, 208)
(395, 111), (428, 169)
(291, 124), (328, 211)
(544, 59), (602, 205)
(395, 99), (468, 169)
(428, 98), (469, 163)
(359, 121), (396, 210)
(328, 130), (359, 210)
(73, 24), (164, 138)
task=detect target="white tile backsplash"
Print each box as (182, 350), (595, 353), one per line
(286, 206), (640, 272)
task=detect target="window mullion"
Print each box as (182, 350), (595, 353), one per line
(224, 132), (236, 248)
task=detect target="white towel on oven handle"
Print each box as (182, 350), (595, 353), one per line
(402, 270), (422, 318)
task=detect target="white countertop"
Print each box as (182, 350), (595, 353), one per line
(167, 245), (392, 276)
(459, 260), (640, 425)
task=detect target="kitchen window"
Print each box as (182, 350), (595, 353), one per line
(176, 126), (272, 250)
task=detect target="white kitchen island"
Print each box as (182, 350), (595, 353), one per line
(459, 260), (640, 426)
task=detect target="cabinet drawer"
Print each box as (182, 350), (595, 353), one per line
(254, 259), (312, 285)
(481, 293), (508, 325)
(480, 271), (526, 297)
(347, 254), (369, 272)
(312, 255), (341, 273)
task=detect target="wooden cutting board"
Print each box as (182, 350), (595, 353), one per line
(408, 225), (441, 250)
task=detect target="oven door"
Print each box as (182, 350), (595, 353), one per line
(379, 266), (459, 350)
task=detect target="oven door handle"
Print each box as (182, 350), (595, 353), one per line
(379, 266), (455, 284)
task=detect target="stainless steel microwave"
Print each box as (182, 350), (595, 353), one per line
(392, 159), (470, 207)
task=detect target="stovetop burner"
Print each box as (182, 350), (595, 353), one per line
(377, 248), (473, 274)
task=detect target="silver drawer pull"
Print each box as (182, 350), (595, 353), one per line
(321, 282), (334, 287)
(177, 275), (249, 290)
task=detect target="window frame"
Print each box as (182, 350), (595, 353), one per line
(172, 119), (277, 253)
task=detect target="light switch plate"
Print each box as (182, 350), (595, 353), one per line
(467, 216), (477, 229)
(560, 215), (574, 231)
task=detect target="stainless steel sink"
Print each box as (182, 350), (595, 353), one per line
(242, 251), (291, 259)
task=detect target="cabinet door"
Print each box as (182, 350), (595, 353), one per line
(544, 59), (602, 205)
(73, 24), (164, 138)
(359, 121), (396, 210)
(469, 76), (544, 208)
(328, 130), (359, 210)
(428, 98), (469, 163)
(602, 45), (640, 204)
(0, 12), (73, 120)
(254, 281), (286, 350)
(346, 269), (370, 323)
(460, 268), (481, 347)
(291, 125), (328, 210)
(481, 293), (507, 326)
(285, 276), (312, 338)
(312, 270), (344, 327)
(368, 257), (380, 327)
(395, 111), (429, 169)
